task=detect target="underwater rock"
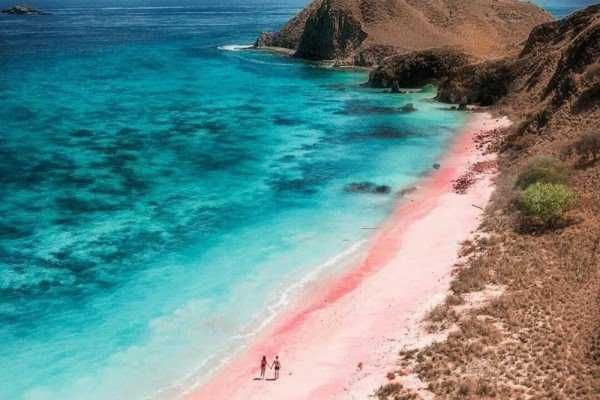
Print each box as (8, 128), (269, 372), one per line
(401, 103), (417, 112)
(344, 182), (391, 194)
(398, 186), (417, 197)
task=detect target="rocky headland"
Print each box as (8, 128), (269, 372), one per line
(255, 0), (552, 67)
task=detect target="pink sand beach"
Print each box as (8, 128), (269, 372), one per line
(185, 113), (511, 400)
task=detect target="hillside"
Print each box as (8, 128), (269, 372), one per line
(255, 0), (553, 66)
(377, 5), (600, 399)
(439, 4), (600, 107)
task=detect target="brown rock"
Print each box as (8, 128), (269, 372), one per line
(368, 48), (474, 89)
(256, 0), (553, 66)
(295, 0), (367, 61)
(437, 4), (600, 112)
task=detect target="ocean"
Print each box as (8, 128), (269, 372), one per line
(0, 1), (588, 399)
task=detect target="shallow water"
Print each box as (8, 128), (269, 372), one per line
(0, 1), (584, 399)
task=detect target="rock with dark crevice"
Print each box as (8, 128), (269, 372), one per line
(295, 0), (367, 61)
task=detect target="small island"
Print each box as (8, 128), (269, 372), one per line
(1, 5), (48, 15)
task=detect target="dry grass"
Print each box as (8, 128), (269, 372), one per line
(425, 303), (459, 333)
(406, 108), (600, 398)
(375, 382), (420, 400)
(388, 81), (600, 397)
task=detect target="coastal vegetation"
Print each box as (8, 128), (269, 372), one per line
(519, 182), (575, 225)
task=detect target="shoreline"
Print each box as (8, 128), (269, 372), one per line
(251, 46), (373, 72)
(184, 112), (511, 400)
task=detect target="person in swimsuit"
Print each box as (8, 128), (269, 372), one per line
(271, 355), (281, 380)
(260, 355), (267, 379)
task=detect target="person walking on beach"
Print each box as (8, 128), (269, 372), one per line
(260, 355), (268, 380)
(271, 355), (281, 380)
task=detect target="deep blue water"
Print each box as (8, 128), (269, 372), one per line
(0, 1), (591, 399)
(536, 0), (598, 18)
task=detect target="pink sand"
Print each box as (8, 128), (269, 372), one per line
(184, 113), (511, 400)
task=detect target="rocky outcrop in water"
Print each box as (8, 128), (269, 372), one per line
(2, 5), (47, 15)
(256, 0), (552, 66)
(368, 48), (473, 89)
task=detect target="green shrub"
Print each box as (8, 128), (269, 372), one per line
(519, 182), (575, 224)
(515, 156), (568, 189)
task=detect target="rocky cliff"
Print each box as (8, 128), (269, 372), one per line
(256, 0), (553, 66)
(255, 1), (323, 49)
(368, 48), (474, 89)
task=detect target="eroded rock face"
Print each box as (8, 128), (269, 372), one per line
(437, 59), (516, 106)
(368, 48), (473, 89)
(295, 0), (367, 61)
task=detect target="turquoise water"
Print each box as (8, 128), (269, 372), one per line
(2, 0), (584, 398)
(0, 5), (467, 399)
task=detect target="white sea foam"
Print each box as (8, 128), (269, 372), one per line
(218, 44), (254, 52)
(231, 239), (368, 341)
(148, 239), (369, 400)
